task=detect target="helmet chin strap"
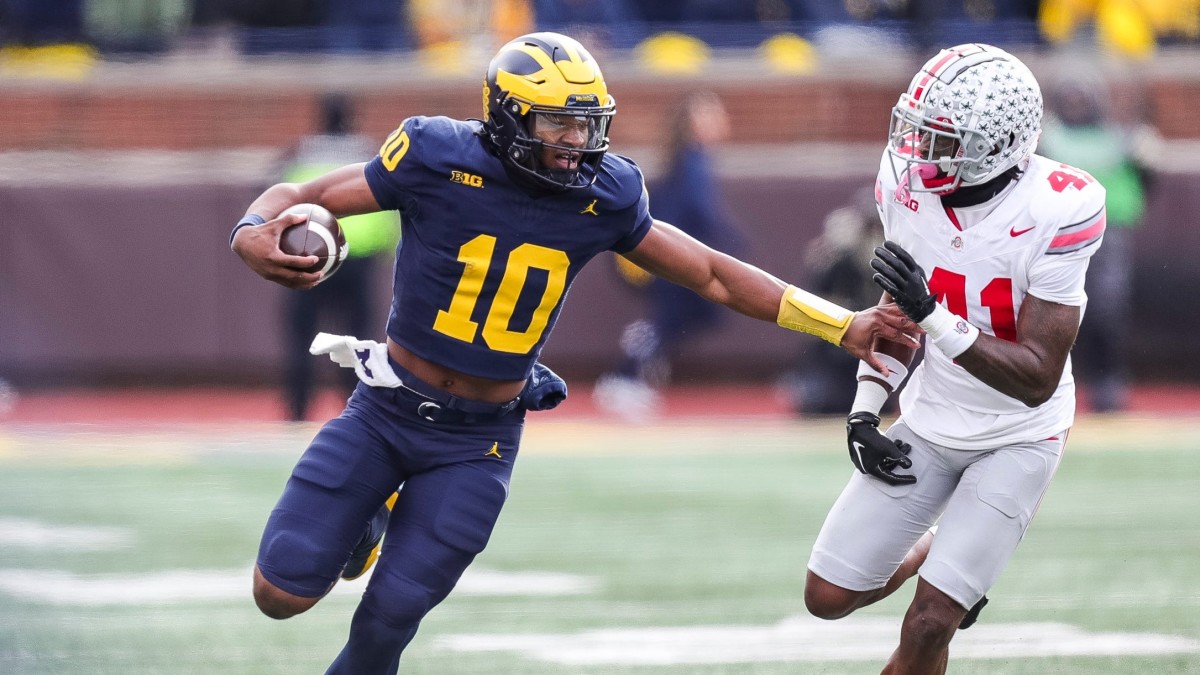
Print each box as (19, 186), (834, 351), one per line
(940, 165), (1022, 207)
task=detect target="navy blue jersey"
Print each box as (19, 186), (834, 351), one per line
(364, 116), (652, 380)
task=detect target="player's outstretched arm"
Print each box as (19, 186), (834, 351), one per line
(231, 163), (381, 290)
(623, 220), (919, 373)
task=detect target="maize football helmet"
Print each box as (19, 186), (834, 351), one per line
(889, 43), (1043, 194)
(482, 32), (615, 191)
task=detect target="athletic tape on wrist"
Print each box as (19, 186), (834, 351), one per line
(918, 304), (980, 359)
(851, 379), (890, 416)
(776, 285), (855, 346)
(229, 213), (266, 249)
(856, 353), (909, 391)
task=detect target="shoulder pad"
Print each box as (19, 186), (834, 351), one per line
(1024, 156), (1107, 255)
(592, 153), (647, 211)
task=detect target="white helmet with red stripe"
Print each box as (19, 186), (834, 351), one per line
(889, 43), (1043, 194)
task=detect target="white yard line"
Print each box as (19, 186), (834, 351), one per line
(439, 614), (1200, 664)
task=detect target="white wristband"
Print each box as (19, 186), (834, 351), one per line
(851, 379), (890, 416)
(918, 304), (980, 359)
(856, 353), (909, 392)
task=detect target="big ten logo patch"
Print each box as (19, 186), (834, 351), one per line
(450, 170), (484, 188)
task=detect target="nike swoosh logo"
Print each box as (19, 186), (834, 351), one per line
(1009, 225), (1036, 237)
(851, 441), (866, 467)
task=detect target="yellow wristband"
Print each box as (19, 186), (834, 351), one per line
(776, 285), (856, 345)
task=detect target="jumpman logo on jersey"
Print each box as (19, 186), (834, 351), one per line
(484, 442), (502, 458)
(580, 199), (599, 216)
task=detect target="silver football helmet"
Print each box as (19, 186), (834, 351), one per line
(889, 43), (1043, 194)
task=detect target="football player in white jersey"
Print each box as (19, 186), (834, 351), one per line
(803, 44), (1106, 674)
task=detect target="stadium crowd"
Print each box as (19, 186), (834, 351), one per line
(1, 0), (1197, 58)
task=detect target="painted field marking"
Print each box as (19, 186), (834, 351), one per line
(0, 517), (132, 551)
(439, 614), (1200, 664)
(452, 568), (599, 596)
(0, 568), (250, 605)
(0, 567), (598, 606)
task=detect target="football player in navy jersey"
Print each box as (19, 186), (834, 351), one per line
(231, 32), (917, 674)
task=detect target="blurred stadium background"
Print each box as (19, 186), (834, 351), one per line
(3, 0), (1200, 399)
(2, 1), (1200, 673)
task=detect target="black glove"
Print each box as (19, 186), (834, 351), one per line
(847, 411), (916, 486)
(871, 240), (937, 322)
(520, 362), (568, 411)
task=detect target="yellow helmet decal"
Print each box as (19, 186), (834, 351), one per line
(491, 40), (610, 114)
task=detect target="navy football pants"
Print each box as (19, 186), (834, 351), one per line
(256, 381), (525, 674)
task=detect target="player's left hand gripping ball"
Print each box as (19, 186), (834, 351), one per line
(846, 412), (916, 486)
(871, 240), (936, 322)
(278, 203), (349, 283)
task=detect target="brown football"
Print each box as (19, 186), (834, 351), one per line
(278, 203), (348, 281)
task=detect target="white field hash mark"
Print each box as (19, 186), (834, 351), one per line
(0, 517), (132, 550)
(0, 567), (597, 606)
(0, 518), (596, 605)
(438, 614), (1200, 664)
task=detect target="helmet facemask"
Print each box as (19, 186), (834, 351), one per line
(512, 100), (613, 189)
(889, 96), (967, 194)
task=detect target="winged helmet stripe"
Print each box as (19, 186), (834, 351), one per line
(912, 44), (987, 103)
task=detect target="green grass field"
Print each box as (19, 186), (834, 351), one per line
(1, 416), (1199, 674)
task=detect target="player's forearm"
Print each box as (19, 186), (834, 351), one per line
(245, 182), (310, 219)
(658, 248), (858, 346)
(936, 297), (1076, 407)
(245, 164), (379, 220)
(953, 337), (1062, 407)
(628, 219), (852, 338)
(627, 221), (786, 322)
(697, 252), (788, 322)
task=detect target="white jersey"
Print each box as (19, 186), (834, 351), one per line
(876, 152), (1106, 449)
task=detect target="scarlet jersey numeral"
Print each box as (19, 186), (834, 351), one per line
(979, 277), (1016, 342)
(928, 268), (1017, 342)
(1047, 165), (1094, 193)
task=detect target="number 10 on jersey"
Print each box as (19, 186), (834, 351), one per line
(433, 234), (570, 354)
